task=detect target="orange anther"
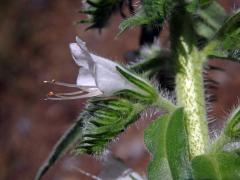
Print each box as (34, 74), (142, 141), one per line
(48, 91), (54, 96)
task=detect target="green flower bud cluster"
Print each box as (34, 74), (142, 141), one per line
(74, 97), (144, 154)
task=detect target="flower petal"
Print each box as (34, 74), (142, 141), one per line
(91, 54), (118, 69)
(74, 36), (119, 74)
(76, 67), (96, 87)
(73, 37), (142, 96)
(69, 43), (89, 68)
(76, 36), (88, 51)
(75, 37), (95, 72)
(95, 64), (138, 95)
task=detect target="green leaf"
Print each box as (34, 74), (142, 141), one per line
(118, 10), (150, 34)
(129, 50), (172, 74)
(225, 106), (240, 140)
(216, 10), (240, 49)
(234, 148), (240, 156)
(191, 152), (240, 179)
(79, 0), (126, 29)
(36, 97), (146, 179)
(119, 0), (175, 33)
(35, 121), (83, 180)
(199, 0), (215, 7)
(211, 104), (240, 151)
(186, 0), (215, 13)
(144, 108), (192, 180)
(204, 10), (240, 60)
(194, 1), (227, 40)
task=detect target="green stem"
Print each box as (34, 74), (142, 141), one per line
(170, 6), (209, 159)
(175, 43), (209, 158)
(155, 95), (176, 113)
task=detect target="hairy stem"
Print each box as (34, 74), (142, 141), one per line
(175, 44), (209, 158)
(170, 6), (209, 159)
(155, 95), (176, 113)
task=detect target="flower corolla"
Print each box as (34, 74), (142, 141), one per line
(44, 37), (144, 100)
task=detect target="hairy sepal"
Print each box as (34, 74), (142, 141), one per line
(116, 66), (158, 100)
(74, 97), (144, 154)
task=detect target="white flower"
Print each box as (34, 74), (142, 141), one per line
(44, 37), (141, 100)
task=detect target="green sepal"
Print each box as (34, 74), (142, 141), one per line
(35, 121), (83, 180)
(191, 152), (240, 180)
(116, 66), (157, 98)
(114, 89), (153, 103)
(144, 108), (192, 180)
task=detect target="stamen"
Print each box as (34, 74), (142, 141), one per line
(43, 79), (96, 90)
(44, 79), (79, 88)
(71, 165), (101, 180)
(46, 90), (85, 98)
(45, 89), (103, 100)
(54, 91), (85, 96)
(47, 91), (55, 96)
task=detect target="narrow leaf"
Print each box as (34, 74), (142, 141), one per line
(118, 0), (175, 34)
(35, 121), (83, 180)
(79, 0), (126, 29)
(118, 10), (150, 34)
(194, 1), (226, 41)
(216, 10), (240, 49)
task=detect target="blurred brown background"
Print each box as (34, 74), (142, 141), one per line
(0, 0), (240, 180)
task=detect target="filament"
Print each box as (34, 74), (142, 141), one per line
(71, 165), (101, 180)
(43, 79), (96, 91)
(45, 89), (103, 100)
(53, 91), (85, 96)
(44, 79), (79, 88)
(44, 79), (101, 100)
